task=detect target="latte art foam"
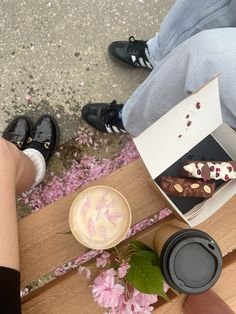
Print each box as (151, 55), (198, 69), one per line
(69, 186), (131, 249)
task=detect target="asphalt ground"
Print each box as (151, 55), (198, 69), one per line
(0, 0), (174, 143)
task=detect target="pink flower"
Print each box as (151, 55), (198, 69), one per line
(164, 281), (169, 293)
(78, 266), (91, 280)
(132, 288), (157, 308)
(107, 309), (118, 314)
(92, 268), (124, 309)
(20, 288), (29, 297)
(96, 252), (111, 268)
(124, 288), (157, 313)
(54, 267), (67, 277)
(93, 268), (115, 286)
(105, 293), (127, 313)
(118, 262), (130, 278)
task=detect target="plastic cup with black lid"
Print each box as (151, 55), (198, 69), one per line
(160, 229), (222, 294)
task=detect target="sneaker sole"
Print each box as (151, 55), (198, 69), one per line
(108, 50), (138, 68)
(108, 47), (152, 69)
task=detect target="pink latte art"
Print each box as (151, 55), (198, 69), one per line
(69, 186), (131, 249)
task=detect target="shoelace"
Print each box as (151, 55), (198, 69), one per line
(127, 36), (148, 60)
(127, 36), (152, 68)
(101, 100), (121, 124)
(128, 36), (148, 53)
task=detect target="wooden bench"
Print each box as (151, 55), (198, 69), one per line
(19, 159), (236, 313)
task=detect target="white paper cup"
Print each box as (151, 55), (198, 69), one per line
(69, 185), (132, 250)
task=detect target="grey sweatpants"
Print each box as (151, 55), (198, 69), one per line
(122, 0), (236, 136)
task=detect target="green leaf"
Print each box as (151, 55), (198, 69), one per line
(129, 240), (153, 252)
(129, 241), (160, 266)
(134, 250), (160, 266)
(126, 253), (168, 300)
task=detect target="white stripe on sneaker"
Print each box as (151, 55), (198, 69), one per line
(112, 126), (121, 133)
(139, 57), (146, 67)
(146, 61), (153, 69)
(131, 55), (136, 64)
(105, 125), (113, 133)
(105, 124), (126, 134)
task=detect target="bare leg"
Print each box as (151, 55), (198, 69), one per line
(0, 138), (35, 270)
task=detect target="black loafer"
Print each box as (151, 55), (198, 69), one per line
(26, 114), (60, 164)
(2, 116), (33, 150)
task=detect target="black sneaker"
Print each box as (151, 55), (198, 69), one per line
(108, 36), (153, 69)
(81, 100), (127, 134)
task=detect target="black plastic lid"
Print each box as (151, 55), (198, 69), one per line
(160, 229), (222, 294)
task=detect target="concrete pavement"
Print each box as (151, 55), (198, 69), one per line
(0, 0), (174, 142)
